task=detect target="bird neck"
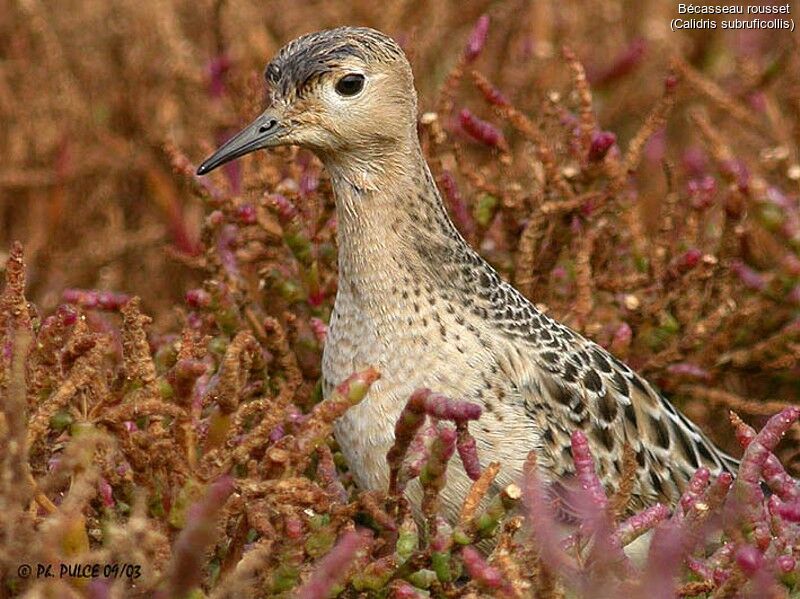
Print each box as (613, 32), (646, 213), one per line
(322, 138), (467, 297)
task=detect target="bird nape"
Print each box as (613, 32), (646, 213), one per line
(197, 26), (738, 525)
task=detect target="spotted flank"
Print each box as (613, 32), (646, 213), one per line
(410, 229), (739, 513)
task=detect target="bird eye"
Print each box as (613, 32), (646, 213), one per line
(335, 73), (365, 97)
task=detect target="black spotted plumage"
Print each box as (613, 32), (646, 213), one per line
(410, 218), (739, 511)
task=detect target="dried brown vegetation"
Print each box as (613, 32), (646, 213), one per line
(2, 1), (800, 597)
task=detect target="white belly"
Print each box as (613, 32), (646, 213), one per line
(321, 285), (537, 521)
(322, 295), (471, 493)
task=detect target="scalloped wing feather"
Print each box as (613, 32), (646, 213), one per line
(489, 279), (738, 512)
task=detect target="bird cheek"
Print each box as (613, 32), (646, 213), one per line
(292, 127), (337, 152)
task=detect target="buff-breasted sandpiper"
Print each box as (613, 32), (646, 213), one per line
(197, 26), (737, 523)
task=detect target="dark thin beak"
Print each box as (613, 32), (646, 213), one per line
(196, 111), (282, 175)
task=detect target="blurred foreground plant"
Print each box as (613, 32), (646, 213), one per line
(2, 238), (800, 597)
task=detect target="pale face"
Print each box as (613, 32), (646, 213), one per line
(274, 61), (409, 154)
(197, 39), (417, 176)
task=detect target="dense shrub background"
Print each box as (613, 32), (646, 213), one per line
(1, 1), (800, 597)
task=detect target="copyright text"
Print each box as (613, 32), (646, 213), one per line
(16, 562), (142, 580)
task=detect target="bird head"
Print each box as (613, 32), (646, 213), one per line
(197, 27), (417, 176)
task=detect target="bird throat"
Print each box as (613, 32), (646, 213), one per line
(323, 141), (463, 310)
